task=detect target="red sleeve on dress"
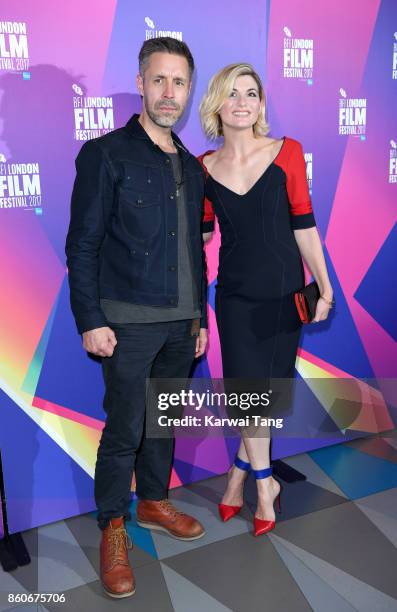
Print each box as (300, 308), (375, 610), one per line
(285, 140), (316, 229)
(197, 151), (215, 232)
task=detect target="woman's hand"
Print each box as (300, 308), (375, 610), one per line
(311, 297), (332, 323)
(293, 227), (334, 325)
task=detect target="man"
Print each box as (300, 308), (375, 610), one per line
(65, 37), (208, 598)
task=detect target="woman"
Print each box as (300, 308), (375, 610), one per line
(198, 63), (334, 536)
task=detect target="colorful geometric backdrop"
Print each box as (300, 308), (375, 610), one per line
(0, 0), (396, 535)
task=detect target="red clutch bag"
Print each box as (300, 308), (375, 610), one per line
(294, 281), (321, 323)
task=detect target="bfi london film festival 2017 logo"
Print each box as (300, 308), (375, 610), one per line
(392, 32), (397, 79)
(144, 16), (183, 41)
(305, 152), (313, 195)
(72, 84), (114, 141)
(389, 140), (397, 183)
(282, 26), (313, 85)
(0, 154), (42, 214)
(0, 21), (29, 74)
(338, 88), (367, 140)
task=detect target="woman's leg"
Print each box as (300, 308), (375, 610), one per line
(241, 429), (280, 521)
(221, 424), (280, 519)
(220, 439), (250, 507)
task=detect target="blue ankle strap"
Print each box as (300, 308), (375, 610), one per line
(234, 456), (251, 471)
(252, 466), (273, 479)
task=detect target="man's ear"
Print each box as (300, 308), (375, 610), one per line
(136, 73), (144, 96)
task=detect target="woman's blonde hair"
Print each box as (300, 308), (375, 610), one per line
(199, 63), (270, 139)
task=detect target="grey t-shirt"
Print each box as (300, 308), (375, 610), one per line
(100, 152), (201, 323)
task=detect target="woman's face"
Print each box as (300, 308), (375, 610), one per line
(218, 74), (263, 133)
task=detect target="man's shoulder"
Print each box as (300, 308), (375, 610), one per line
(89, 125), (132, 150)
(76, 126), (147, 165)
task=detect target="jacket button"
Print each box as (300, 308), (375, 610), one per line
(169, 194), (175, 200)
(165, 158), (170, 164)
(145, 251), (149, 256)
(169, 231), (176, 237)
(136, 199), (143, 205)
(168, 265), (176, 271)
(147, 178), (151, 183)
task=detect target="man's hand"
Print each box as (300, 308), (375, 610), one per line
(82, 326), (117, 357)
(195, 328), (208, 358)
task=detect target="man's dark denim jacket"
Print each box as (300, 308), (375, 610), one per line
(65, 114), (208, 334)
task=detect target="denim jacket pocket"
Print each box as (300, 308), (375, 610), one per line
(119, 190), (161, 241)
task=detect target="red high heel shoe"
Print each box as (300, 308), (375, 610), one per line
(252, 466), (282, 536)
(218, 456), (251, 522)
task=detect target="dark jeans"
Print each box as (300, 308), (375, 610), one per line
(94, 318), (197, 530)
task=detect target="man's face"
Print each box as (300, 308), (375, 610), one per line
(137, 52), (192, 128)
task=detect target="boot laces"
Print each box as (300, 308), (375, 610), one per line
(107, 527), (133, 570)
(158, 499), (185, 519)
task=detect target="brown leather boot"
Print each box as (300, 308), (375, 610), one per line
(136, 499), (205, 540)
(100, 517), (136, 598)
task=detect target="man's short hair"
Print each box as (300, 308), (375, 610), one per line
(138, 37), (195, 79)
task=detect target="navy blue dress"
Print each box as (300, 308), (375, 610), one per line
(198, 137), (316, 382)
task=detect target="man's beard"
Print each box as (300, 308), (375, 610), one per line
(145, 95), (184, 128)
